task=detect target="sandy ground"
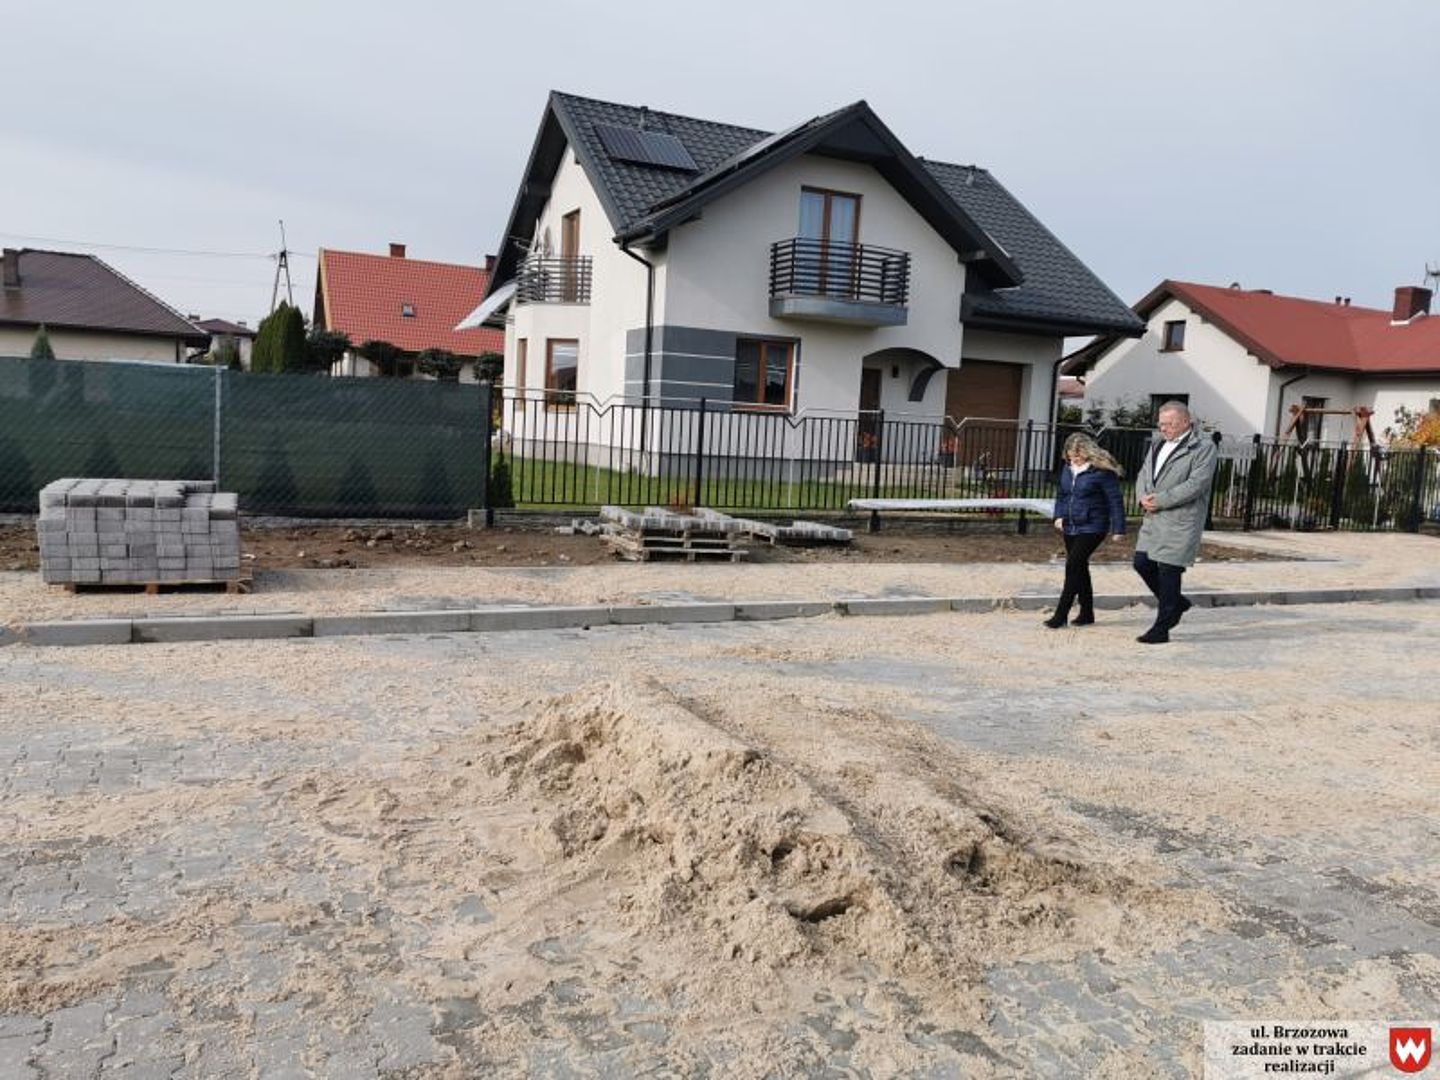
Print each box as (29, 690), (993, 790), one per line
(0, 529), (1434, 627)
(1, 589), (1437, 1075)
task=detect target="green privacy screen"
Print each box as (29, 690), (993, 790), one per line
(0, 356), (484, 518)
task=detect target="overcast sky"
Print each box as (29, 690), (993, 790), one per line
(5, 0), (1438, 331)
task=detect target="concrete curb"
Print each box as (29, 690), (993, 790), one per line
(3, 587), (1435, 647)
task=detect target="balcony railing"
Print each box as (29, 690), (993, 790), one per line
(769, 238), (911, 323)
(515, 255), (593, 304)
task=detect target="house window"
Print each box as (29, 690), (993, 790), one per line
(1150, 393), (1188, 423)
(516, 339), (528, 389)
(1161, 320), (1185, 351)
(545, 339), (578, 408)
(734, 338), (795, 410)
(799, 188), (861, 296)
(1301, 395), (1328, 442)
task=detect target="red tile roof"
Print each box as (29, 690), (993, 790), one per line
(316, 248), (504, 357)
(1147, 280), (1440, 374)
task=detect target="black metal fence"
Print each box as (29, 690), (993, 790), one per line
(495, 391), (1440, 533)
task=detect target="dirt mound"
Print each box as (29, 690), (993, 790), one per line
(490, 679), (1211, 992)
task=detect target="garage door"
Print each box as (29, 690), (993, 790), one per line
(945, 361), (1024, 469)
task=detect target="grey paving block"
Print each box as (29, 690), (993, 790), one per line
(22, 619), (134, 646)
(1206, 590), (1269, 607)
(313, 611), (475, 637)
(469, 606), (613, 633)
(838, 597), (952, 617)
(1008, 595), (1055, 612)
(951, 596), (1003, 613)
(607, 602), (736, 625)
(734, 600), (833, 621)
(131, 615), (312, 644)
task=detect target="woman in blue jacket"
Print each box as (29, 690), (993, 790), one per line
(1045, 433), (1127, 628)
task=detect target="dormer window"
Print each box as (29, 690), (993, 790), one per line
(1161, 320), (1185, 351)
(401, 303), (417, 318)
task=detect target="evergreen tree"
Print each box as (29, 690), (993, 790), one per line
(277, 304), (308, 373)
(29, 325), (56, 361)
(416, 348), (462, 382)
(306, 329), (351, 373)
(489, 447), (515, 508)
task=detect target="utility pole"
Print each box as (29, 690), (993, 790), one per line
(269, 219), (294, 312)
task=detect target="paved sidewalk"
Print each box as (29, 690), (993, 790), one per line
(1, 599), (1437, 1075)
(3, 531), (1437, 647)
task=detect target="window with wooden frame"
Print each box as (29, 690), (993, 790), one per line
(798, 187), (861, 297)
(1161, 320), (1186, 351)
(733, 338), (795, 411)
(545, 339), (578, 409)
(516, 338), (528, 390)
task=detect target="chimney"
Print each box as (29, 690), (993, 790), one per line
(2, 248), (19, 289)
(484, 254), (496, 275)
(389, 243), (406, 259)
(1392, 285), (1432, 322)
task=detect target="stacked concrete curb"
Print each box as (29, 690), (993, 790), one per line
(37, 479), (240, 586)
(5, 586), (1437, 648)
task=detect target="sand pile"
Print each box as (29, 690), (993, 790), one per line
(487, 679), (1216, 998)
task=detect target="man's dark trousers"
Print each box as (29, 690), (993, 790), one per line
(1133, 550), (1186, 629)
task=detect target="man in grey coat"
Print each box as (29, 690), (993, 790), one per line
(1133, 402), (1218, 644)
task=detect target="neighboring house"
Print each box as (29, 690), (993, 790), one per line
(313, 244), (504, 380)
(1064, 280), (1440, 442)
(469, 92), (1141, 456)
(193, 317), (257, 370)
(0, 247), (209, 363)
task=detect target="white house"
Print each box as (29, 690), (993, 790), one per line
(1065, 280), (1440, 443)
(467, 93), (1140, 465)
(1, 247), (209, 363)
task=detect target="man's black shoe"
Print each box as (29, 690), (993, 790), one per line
(1136, 628), (1170, 644)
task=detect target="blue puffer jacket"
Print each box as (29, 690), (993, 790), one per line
(1054, 465), (1126, 536)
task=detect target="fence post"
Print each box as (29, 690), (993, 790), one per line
(868, 410), (885, 533)
(1407, 447), (1426, 533)
(1327, 441), (1348, 531)
(1242, 434), (1261, 530)
(693, 398), (707, 510)
(212, 366), (223, 486)
(1205, 431), (1222, 530)
(476, 381), (493, 527)
(1017, 420), (1034, 535)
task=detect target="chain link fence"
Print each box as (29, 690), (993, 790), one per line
(0, 355), (487, 518)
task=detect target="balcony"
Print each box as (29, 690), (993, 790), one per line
(768, 238), (910, 327)
(515, 255), (593, 305)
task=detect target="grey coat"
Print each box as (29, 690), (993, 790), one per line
(1134, 429), (1218, 567)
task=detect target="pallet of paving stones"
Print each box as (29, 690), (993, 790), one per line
(36, 478), (246, 590)
(596, 505), (747, 561)
(693, 508), (853, 547)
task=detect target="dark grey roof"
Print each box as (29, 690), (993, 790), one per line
(195, 317), (256, 338)
(490, 92), (1143, 338)
(0, 249), (209, 343)
(924, 161), (1144, 337)
(552, 92), (768, 235)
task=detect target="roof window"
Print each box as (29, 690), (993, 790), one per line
(401, 303), (416, 318)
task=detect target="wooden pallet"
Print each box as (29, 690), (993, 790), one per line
(57, 575), (253, 596)
(600, 533), (746, 562)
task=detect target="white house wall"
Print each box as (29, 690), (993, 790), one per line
(506, 146), (651, 405)
(0, 327), (185, 364)
(1083, 297), (1272, 434)
(661, 153), (968, 415)
(1364, 380), (1440, 436)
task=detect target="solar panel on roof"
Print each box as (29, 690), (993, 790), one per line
(593, 122), (698, 171)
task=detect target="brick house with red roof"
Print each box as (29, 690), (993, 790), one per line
(312, 244), (504, 380)
(1064, 280), (1440, 441)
